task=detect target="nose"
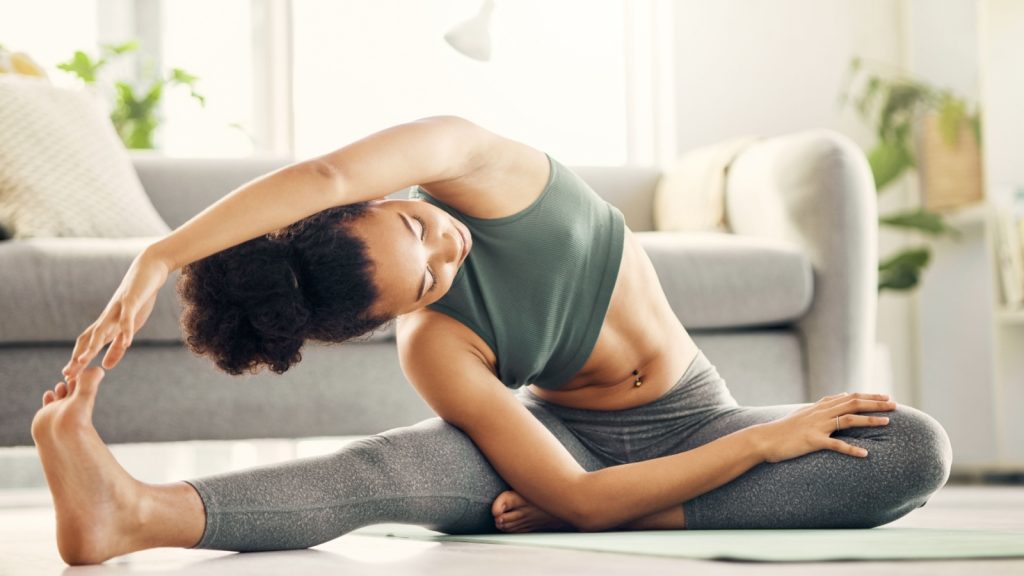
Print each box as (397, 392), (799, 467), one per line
(443, 228), (460, 264)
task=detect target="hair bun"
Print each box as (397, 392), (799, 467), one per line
(178, 235), (313, 375)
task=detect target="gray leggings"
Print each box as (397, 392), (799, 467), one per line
(184, 350), (953, 552)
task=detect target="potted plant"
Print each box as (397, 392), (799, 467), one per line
(838, 56), (982, 292)
(56, 40), (205, 150)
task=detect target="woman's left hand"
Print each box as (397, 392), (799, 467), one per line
(62, 247), (171, 381)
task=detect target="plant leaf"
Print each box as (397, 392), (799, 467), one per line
(937, 96), (966, 146)
(56, 51), (104, 83)
(880, 247), (930, 271)
(879, 209), (962, 238)
(878, 247), (931, 291)
(169, 67), (199, 86)
(879, 261), (920, 291)
(868, 139), (914, 191)
(101, 39), (139, 56)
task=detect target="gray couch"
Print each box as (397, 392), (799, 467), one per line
(0, 129), (877, 447)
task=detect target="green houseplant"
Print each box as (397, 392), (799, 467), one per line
(56, 40), (205, 150)
(838, 56), (982, 292)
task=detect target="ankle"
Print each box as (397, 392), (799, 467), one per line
(136, 481), (207, 549)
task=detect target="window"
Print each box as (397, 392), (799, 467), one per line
(0, 0), (98, 88)
(158, 0), (256, 156)
(291, 0), (629, 165)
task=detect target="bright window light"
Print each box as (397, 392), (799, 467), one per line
(159, 0), (256, 157)
(291, 0), (628, 165)
(0, 0), (98, 87)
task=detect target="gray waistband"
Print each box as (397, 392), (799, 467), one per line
(518, 348), (729, 417)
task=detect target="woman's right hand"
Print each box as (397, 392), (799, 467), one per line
(62, 247), (172, 381)
(752, 392), (897, 463)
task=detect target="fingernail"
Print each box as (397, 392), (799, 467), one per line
(859, 448), (868, 456)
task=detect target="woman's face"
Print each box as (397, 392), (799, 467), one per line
(355, 199), (472, 318)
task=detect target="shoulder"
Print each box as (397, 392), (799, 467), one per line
(394, 308), (507, 424)
(395, 308), (498, 380)
(419, 119), (553, 220)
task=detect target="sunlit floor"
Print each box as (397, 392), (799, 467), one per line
(2, 439), (1023, 576)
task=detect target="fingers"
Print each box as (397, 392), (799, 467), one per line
(63, 329), (94, 379)
(830, 397), (898, 415)
(826, 438), (869, 458)
(818, 391), (890, 407)
(101, 332), (129, 370)
(65, 322), (120, 378)
(836, 413), (890, 431)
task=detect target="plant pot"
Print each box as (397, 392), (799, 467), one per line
(917, 112), (985, 211)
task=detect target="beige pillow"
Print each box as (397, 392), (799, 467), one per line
(0, 76), (170, 238)
(654, 135), (761, 233)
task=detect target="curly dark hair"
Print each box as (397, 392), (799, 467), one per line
(176, 203), (389, 375)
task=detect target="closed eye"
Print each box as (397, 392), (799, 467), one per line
(414, 216), (438, 292)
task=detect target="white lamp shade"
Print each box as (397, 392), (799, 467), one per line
(444, 0), (495, 62)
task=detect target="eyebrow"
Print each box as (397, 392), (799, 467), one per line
(398, 213), (427, 301)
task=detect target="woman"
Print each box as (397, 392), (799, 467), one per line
(36, 116), (951, 565)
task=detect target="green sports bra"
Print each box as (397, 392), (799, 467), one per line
(409, 153), (625, 390)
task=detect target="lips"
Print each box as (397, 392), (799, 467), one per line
(456, 222), (471, 266)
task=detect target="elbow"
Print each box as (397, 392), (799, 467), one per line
(564, 476), (611, 532)
(305, 158), (346, 204)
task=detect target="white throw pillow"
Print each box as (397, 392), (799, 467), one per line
(0, 76), (170, 238)
(654, 135), (760, 233)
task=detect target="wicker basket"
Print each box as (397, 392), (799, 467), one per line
(917, 112), (985, 211)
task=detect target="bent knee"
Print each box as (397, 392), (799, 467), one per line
(865, 405), (952, 505)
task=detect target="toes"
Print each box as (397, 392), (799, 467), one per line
(42, 390), (55, 406)
(499, 510), (525, 524)
(54, 382), (68, 400)
(75, 367), (105, 399)
(492, 490), (527, 516)
(67, 378), (77, 396)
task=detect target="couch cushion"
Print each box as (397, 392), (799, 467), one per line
(635, 232), (813, 329)
(0, 238), (396, 345)
(0, 77), (171, 239)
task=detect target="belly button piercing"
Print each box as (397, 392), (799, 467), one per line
(633, 369), (643, 387)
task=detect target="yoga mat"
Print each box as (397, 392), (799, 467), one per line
(353, 524), (1024, 562)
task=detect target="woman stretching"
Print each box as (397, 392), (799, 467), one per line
(37, 116), (952, 565)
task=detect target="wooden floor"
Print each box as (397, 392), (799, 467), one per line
(1, 484), (1023, 575)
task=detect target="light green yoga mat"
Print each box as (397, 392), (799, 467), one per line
(354, 524), (1024, 562)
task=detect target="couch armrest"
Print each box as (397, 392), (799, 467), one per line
(725, 130), (878, 399)
(132, 156), (294, 229)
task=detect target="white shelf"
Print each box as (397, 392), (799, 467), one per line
(1000, 308), (1024, 325)
(940, 201), (989, 228)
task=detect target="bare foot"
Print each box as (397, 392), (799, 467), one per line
(31, 368), (153, 565)
(491, 490), (574, 533)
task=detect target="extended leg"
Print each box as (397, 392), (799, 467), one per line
(675, 403), (953, 529)
(184, 400), (606, 551)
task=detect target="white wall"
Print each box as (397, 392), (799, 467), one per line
(671, 0), (901, 154)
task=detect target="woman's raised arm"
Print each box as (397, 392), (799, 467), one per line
(62, 115), (488, 380)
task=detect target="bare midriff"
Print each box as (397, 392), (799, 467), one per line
(525, 227), (699, 411)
